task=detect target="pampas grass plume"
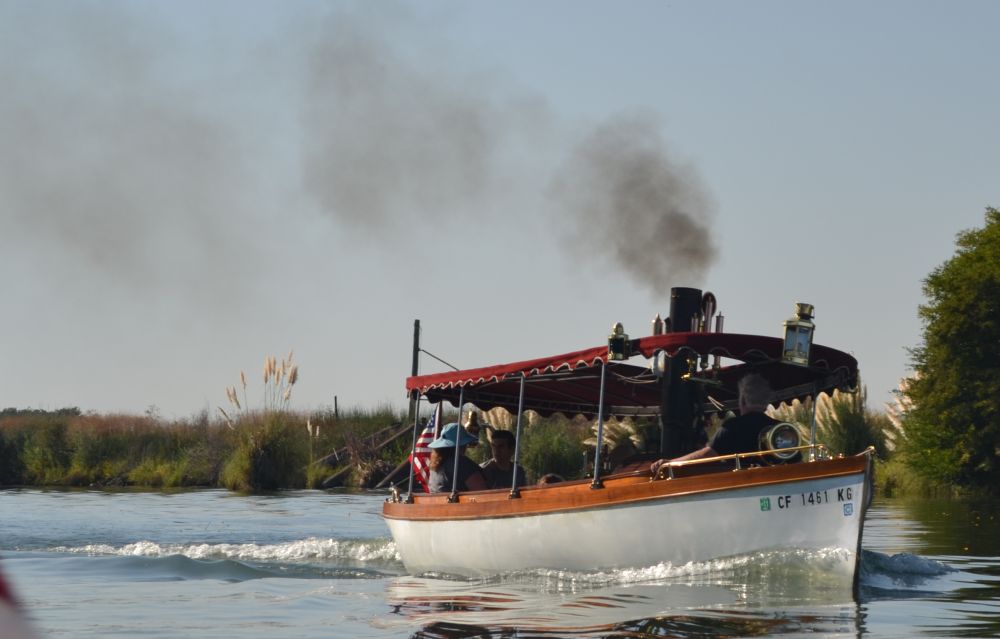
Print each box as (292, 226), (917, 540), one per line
(218, 406), (235, 430)
(229, 387), (241, 410)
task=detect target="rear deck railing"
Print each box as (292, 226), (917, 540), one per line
(653, 444), (834, 480)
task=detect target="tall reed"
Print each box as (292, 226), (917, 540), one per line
(217, 352), (309, 492)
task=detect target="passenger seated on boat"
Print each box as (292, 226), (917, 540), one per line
(479, 429), (527, 489)
(427, 423), (488, 493)
(649, 373), (779, 474)
(537, 473), (564, 485)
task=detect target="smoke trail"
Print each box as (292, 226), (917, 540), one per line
(2, 4), (715, 302)
(0, 4), (263, 306)
(548, 114), (717, 295)
(300, 11), (516, 232)
(299, 11), (716, 291)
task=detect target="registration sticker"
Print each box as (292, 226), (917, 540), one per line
(843, 503), (853, 516)
(760, 497), (771, 511)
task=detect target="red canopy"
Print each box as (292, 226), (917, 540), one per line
(407, 333), (858, 417)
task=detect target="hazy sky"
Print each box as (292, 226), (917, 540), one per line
(1, 0), (996, 419)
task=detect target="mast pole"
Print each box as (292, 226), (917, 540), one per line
(404, 319), (422, 500)
(408, 320), (420, 421)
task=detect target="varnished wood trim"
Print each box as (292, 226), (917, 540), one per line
(383, 455), (870, 522)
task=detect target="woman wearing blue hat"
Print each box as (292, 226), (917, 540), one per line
(427, 423), (488, 493)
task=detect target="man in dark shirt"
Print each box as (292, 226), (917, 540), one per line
(480, 429), (527, 489)
(650, 373), (778, 474)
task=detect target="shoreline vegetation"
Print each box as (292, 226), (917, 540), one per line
(0, 339), (985, 499)
(0, 405), (594, 493)
(0, 397), (964, 498)
(0, 352), (595, 493)
(0, 405), (406, 492)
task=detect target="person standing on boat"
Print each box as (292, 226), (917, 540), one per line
(427, 423), (488, 493)
(479, 429), (527, 489)
(649, 373), (779, 472)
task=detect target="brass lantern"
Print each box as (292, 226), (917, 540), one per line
(782, 303), (815, 366)
(608, 322), (630, 361)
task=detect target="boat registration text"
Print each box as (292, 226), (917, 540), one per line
(759, 488), (854, 512)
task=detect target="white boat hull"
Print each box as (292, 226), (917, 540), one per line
(384, 455), (871, 577)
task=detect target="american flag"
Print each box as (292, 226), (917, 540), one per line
(410, 403), (441, 493)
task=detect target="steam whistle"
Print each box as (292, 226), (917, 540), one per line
(701, 292), (717, 332)
(712, 313), (724, 370)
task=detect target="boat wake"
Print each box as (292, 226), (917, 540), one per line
(414, 546), (858, 594)
(52, 537), (399, 563)
(44, 537), (404, 580)
(857, 549), (954, 599)
(40, 537), (955, 601)
(522, 546), (857, 588)
(416, 546), (953, 594)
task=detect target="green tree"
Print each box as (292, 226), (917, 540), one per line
(902, 207), (1000, 491)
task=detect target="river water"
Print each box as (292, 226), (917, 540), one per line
(1, 489), (998, 638)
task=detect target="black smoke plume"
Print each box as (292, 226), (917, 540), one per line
(548, 114), (716, 295)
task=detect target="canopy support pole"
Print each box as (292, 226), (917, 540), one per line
(809, 385), (819, 462)
(448, 387), (465, 503)
(510, 373), (526, 499)
(405, 394), (421, 502)
(591, 360), (607, 489)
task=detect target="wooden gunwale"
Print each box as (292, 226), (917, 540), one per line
(383, 454), (868, 522)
